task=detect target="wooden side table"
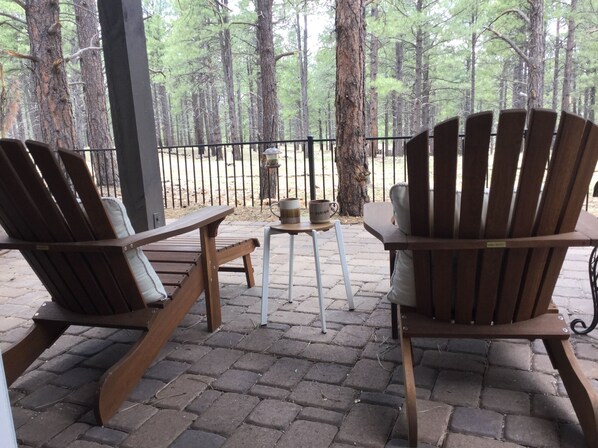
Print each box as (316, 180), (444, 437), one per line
(260, 220), (354, 333)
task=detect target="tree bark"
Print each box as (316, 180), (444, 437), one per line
(470, 11), (477, 115)
(368, 4), (379, 156)
(219, 0), (241, 159)
(157, 83), (173, 147)
(295, 13), (309, 138)
(552, 18), (560, 110)
(422, 49), (431, 129)
(412, 0), (423, 133)
(392, 41), (403, 155)
(192, 92), (203, 145)
(335, 0), (369, 216)
(527, 0), (545, 109)
(562, 0), (576, 112)
(73, 0), (117, 186)
(512, 57), (526, 108)
(208, 79), (223, 160)
(25, 0), (77, 149)
(255, 0), (278, 199)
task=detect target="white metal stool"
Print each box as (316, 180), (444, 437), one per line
(260, 220), (354, 333)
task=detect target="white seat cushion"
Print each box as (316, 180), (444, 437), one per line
(102, 197), (168, 304)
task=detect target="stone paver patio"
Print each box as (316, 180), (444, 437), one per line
(1, 220), (597, 447)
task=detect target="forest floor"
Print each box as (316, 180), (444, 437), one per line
(164, 203), (364, 224)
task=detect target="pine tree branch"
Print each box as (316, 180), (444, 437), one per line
(0, 20), (26, 34)
(485, 26), (529, 64)
(64, 46), (101, 63)
(0, 48), (37, 62)
(275, 51), (298, 62)
(0, 11), (26, 25)
(487, 8), (530, 29)
(12, 0), (26, 11)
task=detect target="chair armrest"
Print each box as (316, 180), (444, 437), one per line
(363, 202), (408, 249)
(0, 205), (234, 253)
(364, 202), (595, 251)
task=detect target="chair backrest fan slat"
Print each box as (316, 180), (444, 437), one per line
(0, 139), (146, 315)
(405, 130), (433, 316)
(476, 110), (527, 324)
(494, 109), (557, 324)
(453, 112), (492, 324)
(404, 109), (597, 327)
(431, 118), (459, 321)
(26, 141), (136, 313)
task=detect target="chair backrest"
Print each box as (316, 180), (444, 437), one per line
(405, 109), (598, 324)
(0, 139), (146, 315)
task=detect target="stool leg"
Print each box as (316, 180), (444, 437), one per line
(334, 220), (354, 310)
(261, 227), (272, 326)
(288, 234), (295, 302)
(311, 230), (327, 333)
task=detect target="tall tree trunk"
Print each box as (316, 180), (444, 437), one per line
(552, 18), (560, 110)
(335, 0), (369, 216)
(562, 0), (576, 111)
(422, 50), (431, 129)
(25, 0), (76, 149)
(151, 83), (162, 146)
(236, 79), (244, 142)
(295, 13), (309, 138)
(157, 83), (173, 146)
(208, 79), (223, 160)
(256, 0), (278, 199)
(392, 41), (403, 155)
(499, 63), (508, 109)
(73, 0), (117, 186)
(247, 61), (257, 151)
(470, 11), (477, 115)
(527, 0), (545, 109)
(219, 0), (240, 159)
(588, 83), (595, 122)
(192, 91), (204, 146)
(302, 14), (309, 135)
(512, 57), (526, 108)
(412, 0), (423, 133)
(368, 4), (379, 156)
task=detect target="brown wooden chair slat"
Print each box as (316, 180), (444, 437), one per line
(405, 131), (432, 317)
(364, 109), (598, 447)
(476, 110), (527, 324)
(454, 112), (493, 324)
(0, 138), (233, 425)
(144, 236), (259, 287)
(431, 118), (459, 321)
(494, 109), (558, 323)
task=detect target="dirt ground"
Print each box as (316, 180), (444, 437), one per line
(164, 204), (364, 225)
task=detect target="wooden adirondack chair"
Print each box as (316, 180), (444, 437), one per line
(0, 139), (233, 424)
(364, 109), (598, 447)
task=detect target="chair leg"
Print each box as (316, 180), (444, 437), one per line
(544, 338), (598, 447)
(2, 320), (67, 385)
(399, 322), (418, 447)
(391, 303), (399, 339)
(96, 266), (205, 424)
(242, 254), (255, 288)
(95, 327), (161, 424)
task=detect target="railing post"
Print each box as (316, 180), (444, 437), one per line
(308, 136), (316, 200)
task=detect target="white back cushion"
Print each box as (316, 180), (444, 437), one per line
(387, 183), (462, 306)
(102, 198), (168, 304)
(387, 183), (520, 306)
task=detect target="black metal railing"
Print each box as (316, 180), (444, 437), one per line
(79, 135), (596, 212)
(81, 136), (410, 209)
